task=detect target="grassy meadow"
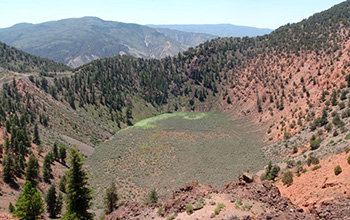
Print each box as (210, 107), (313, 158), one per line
(86, 111), (267, 206)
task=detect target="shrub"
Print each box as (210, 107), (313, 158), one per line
(166, 214), (176, 220)
(235, 197), (242, 207)
(148, 189), (158, 204)
(214, 203), (225, 215)
(345, 147), (350, 153)
(158, 206), (163, 215)
(282, 171), (293, 185)
(333, 130), (339, 137)
(186, 204), (194, 215)
(341, 108), (350, 118)
(348, 155), (350, 165)
(312, 165), (321, 171)
(307, 156), (319, 166)
(325, 123), (332, 132)
(334, 165), (342, 175)
(292, 146), (298, 154)
(286, 160), (295, 168)
(310, 138), (322, 150)
(241, 203), (253, 211)
(260, 161), (280, 181)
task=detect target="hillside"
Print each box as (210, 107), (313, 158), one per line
(0, 41), (70, 73)
(0, 17), (215, 67)
(147, 24), (273, 37)
(69, 0), (350, 142)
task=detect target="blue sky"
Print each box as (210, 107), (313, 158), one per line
(0, 0), (344, 29)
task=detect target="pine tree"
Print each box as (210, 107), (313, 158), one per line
(0, 144), (3, 158)
(33, 124), (40, 145)
(43, 153), (52, 183)
(45, 184), (62, 218)
(257, 96), (262, 113)
(8, 202), (15, 213)
(126, 106), (133, 126)
(59, 176), (66, 193)
(13, 181), (44, 220)
(53, 142), (59, 160)
(43, 168), (50, 183)
(25, 155), (39, 187)
(104, 183), (119, 214)
(59, 146), (67, 164)
(62, 149), (93, 220)
(56, 192), (63, 215)
(3, 152), (14, 183)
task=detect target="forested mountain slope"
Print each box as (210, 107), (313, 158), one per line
(0, 41), (70, 73)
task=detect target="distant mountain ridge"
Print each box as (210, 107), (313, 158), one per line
(0, 17), (216, 67)
(147, 24), (273, 37)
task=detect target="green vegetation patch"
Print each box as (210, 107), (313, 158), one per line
(133, 112), (209, 129)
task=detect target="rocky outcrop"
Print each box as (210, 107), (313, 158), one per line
(106, 180), (317, 220)
(310, 197), (350, 220)
(105, 181), (216, 220)
(221, 181), (315, 220)
(162, 181), (216, 216)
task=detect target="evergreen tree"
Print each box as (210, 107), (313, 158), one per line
(257, 96), (262, 113)
(57, 192), (63, 215)
(9, 202), (15, 213)
(3, 152), (14, 183)
(62, 149), (93, 220)
(59, 175), (66, 193)
(59, 146), (67, 164)
(126, 106), (133, 126)
(37, 144), (43, 156)
(43, 153), (53, 183)
(45, 184), (62, 218)
(25, 155), (39, 187)
(52, 142), (59, 160)
(104, 183), (119, 214)
(13, 181), (44, 220)
(33, 124), (40, 145)
(43, 168), (50, 183)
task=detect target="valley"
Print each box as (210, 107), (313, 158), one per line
(87, 112), (267, 205)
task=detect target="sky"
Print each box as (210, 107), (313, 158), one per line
(0, 0), (345, 29)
